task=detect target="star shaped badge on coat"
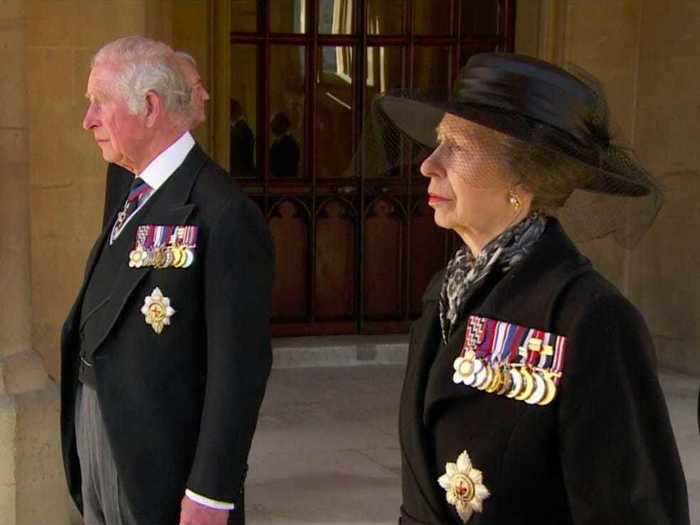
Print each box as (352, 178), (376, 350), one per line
(141, 287), (175, 334)
(438, 450), (490, 523)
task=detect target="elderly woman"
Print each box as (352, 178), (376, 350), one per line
(375, 54), (689, 524)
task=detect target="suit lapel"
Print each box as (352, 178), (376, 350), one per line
(63, 180), (130, 346)
(80, 145), (208, 358)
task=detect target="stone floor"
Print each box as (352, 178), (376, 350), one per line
(246, 364), (700, 524)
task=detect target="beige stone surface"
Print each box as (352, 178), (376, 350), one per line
(528, 0), (643, 293)
(173, 0), (211, 149)
(25, 0), (146, 377)
(1, 1), (75, 523)
(625, 0), (700, 374)
(13, 389), (70, 525)
(515, 0), (541, 58)
(0, 396), (17, 525)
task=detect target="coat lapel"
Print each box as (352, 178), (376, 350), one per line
(62, 179), (131, 347)
(79, 145), (208, 359)
(399, 296), (447, 522)
(421, 269), (502, 426)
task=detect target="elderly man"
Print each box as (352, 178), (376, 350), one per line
(103, 50), (210, 227)
(61, 36), (273, 525)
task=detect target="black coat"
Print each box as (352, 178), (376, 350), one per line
(399, 220), (689, 525)
(61, 145), (274, 524)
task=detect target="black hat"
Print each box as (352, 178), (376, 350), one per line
(376, 53), (655, 198)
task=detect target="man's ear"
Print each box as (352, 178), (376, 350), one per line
(144, 91), (162, 128)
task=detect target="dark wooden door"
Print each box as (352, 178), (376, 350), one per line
(229, 0), (515, 336)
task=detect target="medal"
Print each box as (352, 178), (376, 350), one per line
(437, 450), (490, 523)
(506, 368), (523, 398)
(140, 287), (176, 334)
(495, 364), (512, 396)
(515, 367), (535, 401)
(128, 246), (148, 268)
(453, 350), (477, 384)
(526, 370), (547, 404)
(130, 225), (199, 270)
(453, 316), (569, 406)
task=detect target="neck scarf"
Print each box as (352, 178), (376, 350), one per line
(439, 214), (547, 343)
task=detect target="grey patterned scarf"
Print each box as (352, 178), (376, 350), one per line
(439, 214), (547, 343)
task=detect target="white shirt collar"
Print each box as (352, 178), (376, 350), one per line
(137, 132), (195, 190)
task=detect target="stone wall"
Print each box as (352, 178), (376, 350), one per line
(628, 0), (700, 374)
(26, 0), (149, 379)
(1, 2), (74, 523)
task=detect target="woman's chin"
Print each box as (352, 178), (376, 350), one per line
(432, 212), (454, 231)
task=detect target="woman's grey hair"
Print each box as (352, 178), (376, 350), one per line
(92, 36), (191, 118)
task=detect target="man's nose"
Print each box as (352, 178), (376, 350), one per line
(82, 105), (97, 130)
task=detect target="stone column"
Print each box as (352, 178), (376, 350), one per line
(0, 2), (72, 524)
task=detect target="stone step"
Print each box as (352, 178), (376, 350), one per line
(272, 334), (409, 368)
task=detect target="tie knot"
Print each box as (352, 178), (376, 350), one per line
(128, 177), (151, 202)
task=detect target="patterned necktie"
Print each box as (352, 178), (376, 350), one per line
(110, 177), (152, 243)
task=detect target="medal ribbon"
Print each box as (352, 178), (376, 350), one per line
(476, 319), (497, 359)
(552, 335), (568, 385)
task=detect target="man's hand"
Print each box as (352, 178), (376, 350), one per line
(179, 495), (230, 525)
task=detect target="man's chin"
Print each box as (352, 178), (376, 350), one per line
(98, 147), (120, 164)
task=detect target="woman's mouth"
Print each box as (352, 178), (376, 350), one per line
(428, 193), (450, 204)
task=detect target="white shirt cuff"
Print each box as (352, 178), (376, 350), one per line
(185, 489), (235, 510)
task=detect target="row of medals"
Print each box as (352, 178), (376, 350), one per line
(128, 244), (194, 269)
(452, 349), (560, 406)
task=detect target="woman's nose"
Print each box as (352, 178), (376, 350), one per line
(420, 147), (444, 178)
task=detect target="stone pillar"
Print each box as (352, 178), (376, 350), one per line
(0, 2), (73, 524)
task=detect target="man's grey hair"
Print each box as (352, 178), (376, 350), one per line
(174, 51), (197, 67)
(92, 36), (191, 117)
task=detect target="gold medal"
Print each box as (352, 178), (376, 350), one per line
(172, 245), (184, 268)
(152, 247), (167, 269)
(496, 364), (512, 396)
(515, 367), (535, 401)
(538, 372), (558, 406)
(485, 366), (503, 393)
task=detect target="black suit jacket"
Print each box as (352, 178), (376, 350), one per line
(399, 219), (689, 525)
(61, 145), (274, 523)
(270, 134), (300, 178)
